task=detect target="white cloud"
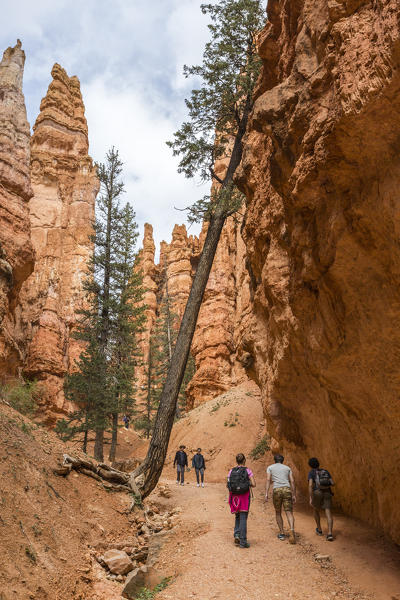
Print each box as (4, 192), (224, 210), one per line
(1, 1), (216, 254)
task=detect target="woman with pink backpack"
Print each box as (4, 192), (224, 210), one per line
(227, 453), (256, 548)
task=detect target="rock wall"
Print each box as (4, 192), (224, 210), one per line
(0, 41), (35, 377)
(186, 215), (249, 407)
(137, 217), (250, 408)
(18, 64), (98, 421)
(237, 0), (400, 542)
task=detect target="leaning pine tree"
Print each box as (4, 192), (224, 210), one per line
(133, 0), (265, 498)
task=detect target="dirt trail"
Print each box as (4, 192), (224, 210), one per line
(154, 480), (400, 600)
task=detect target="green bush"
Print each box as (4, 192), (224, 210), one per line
(135, 577), (171, 599)
(1, 379), (40, 416)
(250, 435), (271, 460)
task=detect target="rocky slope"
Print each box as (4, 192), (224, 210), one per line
(19, 64), (98, 421)
(237, 0), (400, 543)
(0, 41), (34, 377)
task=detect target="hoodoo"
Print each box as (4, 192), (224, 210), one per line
(19, 64), (98, 421)
(237, 0), (400, 542)
(0, 40), (34, 377)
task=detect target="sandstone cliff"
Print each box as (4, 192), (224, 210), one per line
(19, 64), (98, 421)
(186, 215), (249, 407)
(137, 217), (250, 409)
(0, 41), (34, 377)
(237, 0), (400, 542)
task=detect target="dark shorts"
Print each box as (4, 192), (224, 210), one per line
(273, 487), (293, 511)
(312, 489), (332, 510)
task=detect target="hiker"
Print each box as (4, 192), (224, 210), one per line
(265, 454), (296, 544)
(308, 457), (335, 541)
(122, 414), (130, 429)
(192, 448), (206, 487)
(173, 445), (188, 486)
(227, 453), (256, 549)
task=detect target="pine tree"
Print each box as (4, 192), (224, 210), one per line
(60, 149), (145, 461)
(108, 204), (146, 461)
(135, 0), (265, 498)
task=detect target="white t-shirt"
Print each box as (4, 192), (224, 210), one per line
(267, 463), (292, 489)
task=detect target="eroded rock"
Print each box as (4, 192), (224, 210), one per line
(237, 0), (400, 543)
(102, 549), (134, 576)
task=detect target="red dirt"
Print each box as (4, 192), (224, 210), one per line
(1, 384), (399, 599)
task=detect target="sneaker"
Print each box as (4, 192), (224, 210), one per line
(289, 531), (296, 545)
(234, 536), (240, 545)
(277, 533), (286, 541)
(180, 482), (184, 486)
(201, 483), (204, 487)
(239, 542), (250, 548)
(176, 481), (179, 485)
(196, 483), (200, 487)
(315, 528), (323, 536)
(326, 534), (334, 541)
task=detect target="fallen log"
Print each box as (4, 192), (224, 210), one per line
(54, 454), (142, 498)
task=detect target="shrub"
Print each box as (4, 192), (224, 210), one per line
(250, 435), (271, 460)
(1, 379), (40, 416)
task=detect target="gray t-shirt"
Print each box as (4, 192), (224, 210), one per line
(267, 463), (292, 489)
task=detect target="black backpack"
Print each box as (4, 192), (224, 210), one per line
(228, 466), (250, 494)
(315, 468), (331, 489)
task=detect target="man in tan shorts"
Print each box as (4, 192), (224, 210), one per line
(265, 454), (296, 544)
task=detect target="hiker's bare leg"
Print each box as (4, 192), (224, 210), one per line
(285, 510), (295, 531)
(325, 508), (333, 535)
(275, 510), (284, 534)
(313, 508), (321, 530)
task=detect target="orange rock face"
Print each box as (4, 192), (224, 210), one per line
(237, 0), (400, 542)
(18, 64), (98, 420)
(186, 215), (249, 407)
(137, 217), (251, 409)
(0, 41), (34, 376)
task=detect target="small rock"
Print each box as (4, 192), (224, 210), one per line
(103, 549), (134, 575)
(122, 566), (166, 599)
(315, 554), (331, 562)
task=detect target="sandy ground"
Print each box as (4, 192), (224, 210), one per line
(153, 478), (400, 600)
(2, 383), (399, 599)
(147, 383), (400, 600)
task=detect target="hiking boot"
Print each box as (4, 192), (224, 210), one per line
(289, 531), (296, 545)
(315, 528), (323, 536)
(277, 533), (286, 541)
(239, 542), (250, 548)
(234, 536), (240, 545)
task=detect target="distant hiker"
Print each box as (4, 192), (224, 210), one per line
(173, 445), (188, 486)
(265, 454), (296, 544)
(192, 448), (206, 487)
(122, 414), (130, 429)
(227, 453), (256, 549)
(308, 457), (335, 541)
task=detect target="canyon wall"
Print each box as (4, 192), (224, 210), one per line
(237, 0), (400, 542)
(0, 41), (34, 377)
(19, 64), (98, 421)
(137, 218), (250, 408)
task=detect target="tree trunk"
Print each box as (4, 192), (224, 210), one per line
(108, 412), (118, 462)
(164, 266), (181, 419)
(134, 93), (252, 499)
(82, 428), (88, 454)
(135, 208), (226, 498)
(94, 429), (104, 462)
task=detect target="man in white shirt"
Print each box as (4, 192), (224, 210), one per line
(265, 454), (296, 544)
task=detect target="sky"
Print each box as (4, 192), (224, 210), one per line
(1, 0), (238, 256)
